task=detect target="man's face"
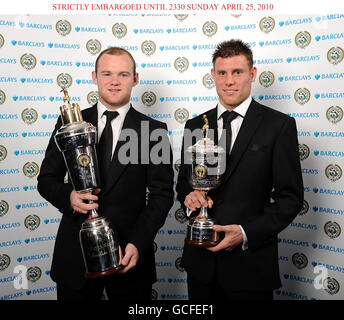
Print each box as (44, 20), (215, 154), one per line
(92, 53), (138, 110)
(211, 55), (257, 110)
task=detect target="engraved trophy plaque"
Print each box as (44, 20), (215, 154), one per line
(185, 115), (226, 247)
(54, 87), (122, 278)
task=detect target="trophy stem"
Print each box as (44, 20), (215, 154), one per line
(88, 201), (99, 220)
(200, 192), (208, 219)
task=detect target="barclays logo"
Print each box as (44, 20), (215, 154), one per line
(75, 61), (95, 68)
(256, 94), (291, 101)
(11, 40), (44, 47)
(75, 26), (106, 32)
(20, 77), (53, 84)
(48, 43), (80, 49)
(290, 221), (317, 230)
(316, 73), (344, 80)
(167, 80), (197, 85)
(167, 28), (197, 34)
(317, 92), (344, 99)
(21, 132), (53, 138)
(225, 24), (256, 31)
(275, 290), (308, 300)
(160, 245), (183, 251)
(18, 253), (50, 262)
(0, 292), (24, 300)
(301, 168), (319, 175)
(0, 113), (18, 120)
(0, 169), (19, 175)
(134, 28), (163, 34)
(280, 75), (311, 82)
(0, 132), (18, 138)
(318, 33), (344, 41)
(313, 262), (344, 274)
(254, 58), (283, 65)
(287, 112), (319, 119)
(314, 243), (344, 254)
(26, 286), (56, 296)
(278, 237), (309, 247)
(16, 201), (49, 209)
(41, 114), (59, 120)
(0, 222), (21, 230)
(0, 239), (21, 248)
(193, 44), (217, 50)
(319, 14), (344, 21)
(0, 58), (16, 64)
(160, 96), (189, 102)
(313, 131), (344, 138)
(314, 206), (344, 216)
(146, 114), (171, 119)
(0, 77), (17, 83)
(318, 188), (344, 196)
(0, 20), (16, 27)
(279, 17), (312, 26)
(40, 60), (73, 67)
(259, 39), (291, 47)
(140, 62), (172, 68)
(24, 235), (56, 244)
(139, 80), (164, 85)
(155, 261), (172, 267)
(160, 45), (190, 51)
(313, 150), (344, 157)
(0, 186), (20, 193)
(192, 61), (212, 67)
(14, 149), (46, 156)
(283, 274), (314, 285)
(76, 79), (94, 85)
(13, 96), (46, 102)
(286, 55), (320, 63)
(20, 22), (52, 30)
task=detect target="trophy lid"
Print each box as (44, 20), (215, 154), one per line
(186, 115), (225, 154)
(59, 87), (83, 125)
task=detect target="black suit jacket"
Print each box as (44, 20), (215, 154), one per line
(176, 99), (303, 291)
(37, 104), (174, 289)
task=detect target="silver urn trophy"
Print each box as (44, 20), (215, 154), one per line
(185, 115), (226, 247)
(54, 87), (122, 278)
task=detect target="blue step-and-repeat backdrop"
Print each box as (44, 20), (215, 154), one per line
(0, 13), (343, 300)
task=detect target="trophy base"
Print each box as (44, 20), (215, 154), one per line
(85, 264), (123, 278)
(185, 238), (219, 248)
(185, 223), (219, 248)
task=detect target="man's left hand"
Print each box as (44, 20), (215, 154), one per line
(119, 243), (139, 273)
(207, 224), (243, 252)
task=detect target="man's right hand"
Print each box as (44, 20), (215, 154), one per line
(70, 190), (99, 214)
(184, 190), (213, 212)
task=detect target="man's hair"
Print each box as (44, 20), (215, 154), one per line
(95, 47), (136, 75)
(212, 39), (253, 69)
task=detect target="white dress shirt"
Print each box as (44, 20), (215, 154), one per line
(97, 102), (130, 159)
(217, 97), (252, 250)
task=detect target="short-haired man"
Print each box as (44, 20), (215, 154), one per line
(177, 39), (303, 300)
(38, 47), (174, 300)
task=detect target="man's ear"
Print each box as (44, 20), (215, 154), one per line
(91, 71), (97, 85)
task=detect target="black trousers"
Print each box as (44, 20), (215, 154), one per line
(187, 277), (273, 301)
(56, 273), (152, 301)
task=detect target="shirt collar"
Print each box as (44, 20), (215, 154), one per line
(217, 96), (252, 120)
(97, 101), (131, 121)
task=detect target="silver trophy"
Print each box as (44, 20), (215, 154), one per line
(185, 115), (226, 247)
(54, 87), (122, 278)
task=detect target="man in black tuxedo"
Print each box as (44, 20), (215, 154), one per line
(176, 40), (303, 300)
(37, 47), (174, 300)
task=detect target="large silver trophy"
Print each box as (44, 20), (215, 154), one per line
(185, 115), (226, 247)
(54, 87), (122, 278)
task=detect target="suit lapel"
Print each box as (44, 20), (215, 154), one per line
(222, 100), (263, 183)
(103, 105), (140, 194)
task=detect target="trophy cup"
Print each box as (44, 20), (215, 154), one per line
(185, 115), (226, 247)
(54, 87), (122, 278)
